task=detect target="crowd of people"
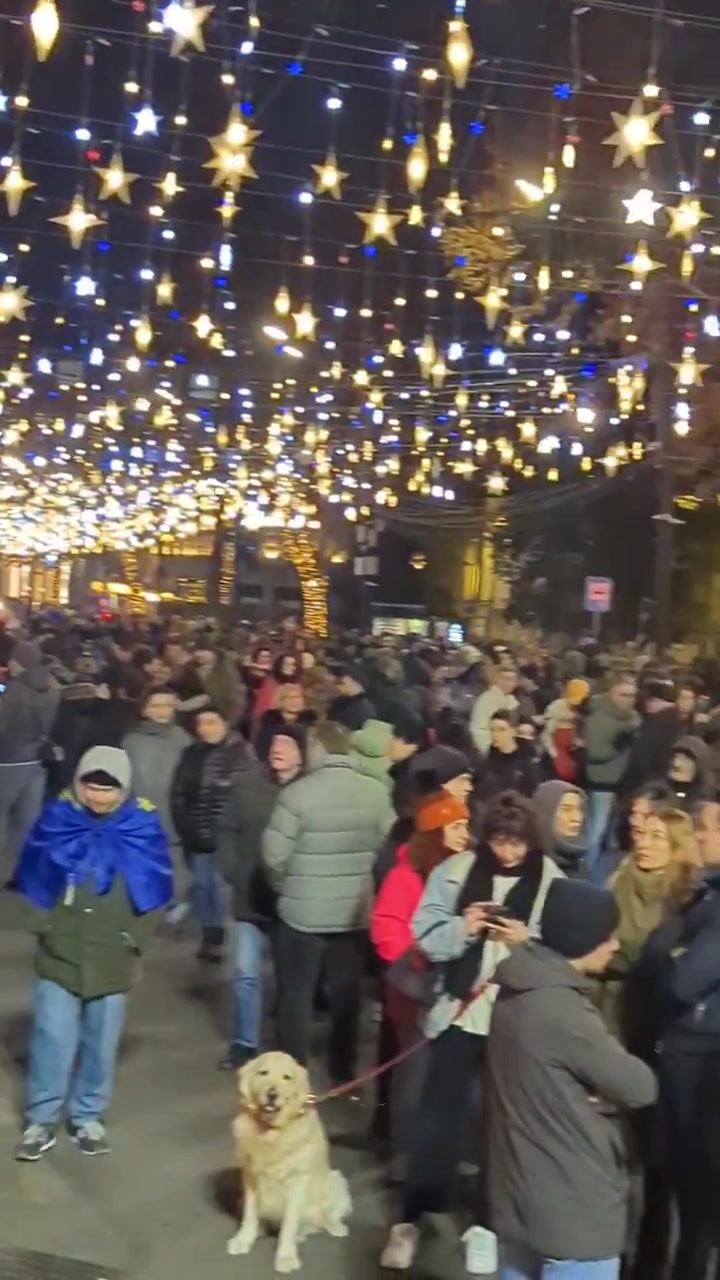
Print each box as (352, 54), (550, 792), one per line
(4, 614), (720, 1280)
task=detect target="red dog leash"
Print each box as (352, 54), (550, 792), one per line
(311, 982), (490, 1107)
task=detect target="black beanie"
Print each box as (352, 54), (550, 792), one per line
(541, 880), (619, 960)
(79, 769), (123, 788)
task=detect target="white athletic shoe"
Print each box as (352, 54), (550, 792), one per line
(462, 1225), (498, 1275)
(380, 1224), (420, 1270)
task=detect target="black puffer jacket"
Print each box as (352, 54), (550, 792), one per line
(171, 733), (249, 855)
(217, 757), (279, 922)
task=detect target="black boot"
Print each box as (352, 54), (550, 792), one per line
(197, 926), (225, 963)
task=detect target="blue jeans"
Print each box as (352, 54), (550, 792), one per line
(500, 1244), (620, 1280)
(231, 921), (269, 1050)
(192, 853), (226, 931)
(26, 978), (126, 1126)
(585, 791), (616, 878)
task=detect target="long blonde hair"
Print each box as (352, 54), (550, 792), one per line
(649, 806), (701, 906)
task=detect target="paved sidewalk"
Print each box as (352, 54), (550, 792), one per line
(0, 897), (469, 1280)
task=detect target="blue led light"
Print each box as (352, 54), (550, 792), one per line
(581, 363), (597, 377)
(468, 120), (485, 135)
(403, 131), (418, 145)
(241, 100), (255, 117)
(286, 61), (304, 75)
(174, 352), (187, 364)
(554, 82), (573, 100)
(213, 275), (228, 287)
(573, 291), (588, 302)
(97, 241), (110, 252)
(363, 245), (377, 257)
(454, 254), (467, 267)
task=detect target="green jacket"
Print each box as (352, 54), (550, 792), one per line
(34, 878), (161, 999)
(584, 696), (640, 790)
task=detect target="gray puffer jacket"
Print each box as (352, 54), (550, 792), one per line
(487, 943), (657, 1261)
(122, 720), (192, 844)
(262, 753), (394, 932)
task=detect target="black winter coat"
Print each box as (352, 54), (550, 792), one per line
(171, 733), (249, 855)
(627, 870), (720, 1060)
(478, 745), (541, 801)
(216, 758), (279, 922)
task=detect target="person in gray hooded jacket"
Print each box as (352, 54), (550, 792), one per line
(0, 640), (60, 879)
(122, 686), (191, 902)
(534, 779), (587, 877)
(486, 879), (657, 1280)
(263, 720), (393, 1082)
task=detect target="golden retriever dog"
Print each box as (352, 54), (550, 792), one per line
(227, 1051), (352, 1274)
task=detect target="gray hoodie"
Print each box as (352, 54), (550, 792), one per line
(122, 720), (191, 844)
(486, 942), (656, 1261)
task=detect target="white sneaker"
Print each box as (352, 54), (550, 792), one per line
(462, 1226), (498, 1275)
(380, 1224), (419, 1270)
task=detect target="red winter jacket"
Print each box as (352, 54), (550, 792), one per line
(370, 843), (424, 963)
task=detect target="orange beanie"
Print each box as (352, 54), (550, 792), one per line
(416, 790), (470, 833)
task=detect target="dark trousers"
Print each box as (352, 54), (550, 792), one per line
(660, 1049), (720, 1280)
(275, 921), (364, 1081)
(401, 1026), (487, 1223)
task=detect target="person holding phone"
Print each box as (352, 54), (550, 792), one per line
(381, 791), (564, 1276)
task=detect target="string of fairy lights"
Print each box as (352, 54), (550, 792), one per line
(0, 0), (719, 590)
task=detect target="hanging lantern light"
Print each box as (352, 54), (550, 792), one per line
(30, 0), (60, 61)
(446, 18), (473, 89)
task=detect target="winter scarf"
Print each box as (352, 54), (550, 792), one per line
(445, 842), (545, 999)
(14, 793), (173, 915)
(609, 856), (668, 954)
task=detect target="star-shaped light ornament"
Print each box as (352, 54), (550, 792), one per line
(133, 105), (160, 137)
(672, 347), (709, 387)
(623, 187), (662, 226)
(163, 2), (215, 56)
(94, 151), (139, 204)
(619, 239), (664, 281)
(293, 303), (318, 341)
(666, 197), (710, 239)
(156, 272), (175, 306)
(0, 159), (35, 216)
(204, 146), (257, 191)
(311, 150), (348, 200)
(218, 189), (239, 226)
(505, 314), (527, 344)
(604, 97), (664, 168)
(479, 279), (505, 329)
(204, 111), (259, 191)
(407, 202), (425, 227)
(356, 195), (403, 245)
(0, 283), (32, 324)
(3, 362), (27, 388)
(442, 183), (465, 217)
(157, 169), (184, 201)
(49, 193), (105, 249)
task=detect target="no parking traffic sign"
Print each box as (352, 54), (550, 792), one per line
(584, 577), (614, 614)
